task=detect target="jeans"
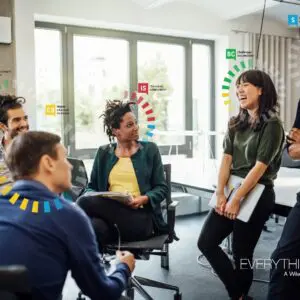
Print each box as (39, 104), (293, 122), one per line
(198, 186), (275, 299)
(267, 192), (300, 300)
(77, 195), (154, 250)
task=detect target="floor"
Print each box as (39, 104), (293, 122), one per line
(62, 213), (284, 300)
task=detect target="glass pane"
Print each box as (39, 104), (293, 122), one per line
(193, 44), (211, 132)
(137, 41), (185, 145)
(192, 44), (212, 160)
(35, 28), (63, 136)
(73, 35), (129, 149)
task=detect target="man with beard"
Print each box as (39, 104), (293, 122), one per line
(0, 95), (29, 186)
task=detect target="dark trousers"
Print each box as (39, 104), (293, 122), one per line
(77, 195), (154, 250)
(198, 186), (275, 299)
(267, 192), (300, 300)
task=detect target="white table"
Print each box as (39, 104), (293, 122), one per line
(164, 158), (300, 214)
(274, 167), (300, 207)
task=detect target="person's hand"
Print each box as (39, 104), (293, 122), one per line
(215, 193), (227, 215)
(288, 143), (300, 158)
(129, 195), (148, 209)
(224, 198), (240, 220)
(116, 250), (135, 273)
(288, 128), (300, 144)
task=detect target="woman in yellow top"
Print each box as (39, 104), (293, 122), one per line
(77, 100), (168, 250)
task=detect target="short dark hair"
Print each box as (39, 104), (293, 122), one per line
(100, 100), (135, 143)
(0, 95), (26, 125)
(229, 69), (279, 131)
(5, 131), (61, 180)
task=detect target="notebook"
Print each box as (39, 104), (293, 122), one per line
(84, 191), (133, 205)
(209, 175), (265, 222)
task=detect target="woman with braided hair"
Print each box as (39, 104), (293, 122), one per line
(77, 100), (168, 250)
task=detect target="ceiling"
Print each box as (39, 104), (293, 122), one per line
(256, 1), (300, 24)
(131, 0), (300, 21)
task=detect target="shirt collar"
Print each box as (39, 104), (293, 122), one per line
(12, 179), (60, 199)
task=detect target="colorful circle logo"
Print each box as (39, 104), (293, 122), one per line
(130, 92), (156, 141)
(125, 89), (156, 141)
(0, 175), (71, 214)
(221, 58), (253, 111)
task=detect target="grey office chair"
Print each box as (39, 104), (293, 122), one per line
(77, 164), (182, 300)
(0, 265), (32, 300)
(280, 146), (300, 168)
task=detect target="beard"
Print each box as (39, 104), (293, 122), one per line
(10, 125), (29, 139)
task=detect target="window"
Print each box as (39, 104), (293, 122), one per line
(34, 23), (214, 159)
(34, 28), (63, 136)
(137, 41), (185, 146)
(192, 44), (213, 160)
(73, 35), (129, 150)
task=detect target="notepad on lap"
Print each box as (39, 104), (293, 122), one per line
(209, 175), (265, 222)
(84, 191), (132, 205)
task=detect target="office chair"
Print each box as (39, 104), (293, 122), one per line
(63, 158), (89, 202)
(77, 164), (182, 300)
(280, 146), (300, 168)
(0, 265), (32, 300)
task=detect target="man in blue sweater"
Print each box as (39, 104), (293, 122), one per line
(0, 131), (135, 300)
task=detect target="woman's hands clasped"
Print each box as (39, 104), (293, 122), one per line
(215, 193), (227, 215)
(224, 197), (240, 220)
(215, 192), (241, 220)
(128, 195), (149, 209)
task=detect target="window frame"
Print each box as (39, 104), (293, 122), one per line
(35, 22), (215, 159)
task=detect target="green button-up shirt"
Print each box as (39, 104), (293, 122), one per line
(85, 141), (168, 231)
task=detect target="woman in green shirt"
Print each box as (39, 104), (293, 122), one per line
(198, 70), (284, 300)
(77, 100), (168, 250)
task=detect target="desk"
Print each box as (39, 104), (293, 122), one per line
(164, 157), (300, 217)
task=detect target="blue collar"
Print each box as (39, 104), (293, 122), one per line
(12, 179), (60, 199)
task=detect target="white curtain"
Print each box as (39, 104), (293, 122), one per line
(229, 31), (300, 129)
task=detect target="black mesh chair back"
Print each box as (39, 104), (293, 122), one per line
(0, 265), (32, 300)
(64, 158), (89, 202)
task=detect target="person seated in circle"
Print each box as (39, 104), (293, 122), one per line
(77, 100), (168, 249)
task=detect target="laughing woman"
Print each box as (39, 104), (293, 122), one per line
(77, 100), (168, 250)
(197, 70), (285, 300)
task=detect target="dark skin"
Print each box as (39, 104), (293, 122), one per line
(112, 111), (149, 209)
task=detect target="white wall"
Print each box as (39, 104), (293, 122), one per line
(14, 0), (36, 129)
(11, 0), (299, 132)
(33, 0), (297, 39)
(34, 0), (229, 39)
(230, 15), (297, 38)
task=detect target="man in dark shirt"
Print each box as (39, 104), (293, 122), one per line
(0, 131), (135, 300)
(268, 127), (300, 299)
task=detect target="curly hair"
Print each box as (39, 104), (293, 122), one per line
(229, 69), (279, 132)
(0, 95), (26, 125)
(100, 100), (136, 143)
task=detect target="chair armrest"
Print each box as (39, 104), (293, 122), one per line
(167, 201), (179, 242)
(168, 200), (179, 211)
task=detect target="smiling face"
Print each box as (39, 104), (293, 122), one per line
(112, 112), (139, 142)
(6, 107), (29, 139)
(236, 81), (262, 111)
